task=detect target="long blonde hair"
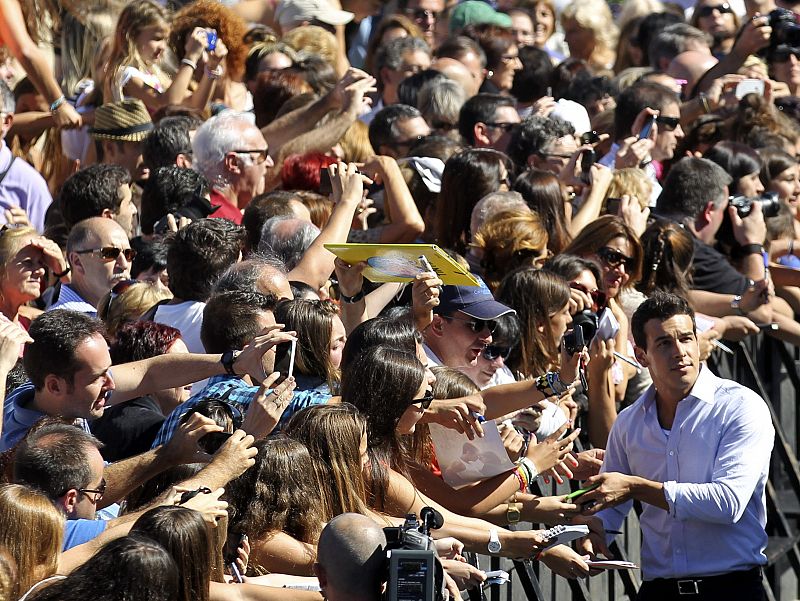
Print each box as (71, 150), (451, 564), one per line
(0, 484), (64, 599)
(103, 0), (170, 102)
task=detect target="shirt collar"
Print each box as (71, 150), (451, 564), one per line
(640, 363), (717, 411)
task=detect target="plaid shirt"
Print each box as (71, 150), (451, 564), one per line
(151, 375), (330, 448)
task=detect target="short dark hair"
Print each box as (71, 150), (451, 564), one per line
(130, 237), (169, 279)
(506, 115), (574, 168)
(458, 93), (516, 145)
(166, 219), (244, 301)
(13, 424), (102, 500)
(200, 290), (278, 352)
(510, 46), (553, 103)
(435, 36), (487, 67)
(655, 156), (732, 221)
(140, 167), (211, 235)
(369, 104), (423, 153)
(59, 165), (131, 230)
(634, 12), (684, 64)
(614, 81), (680, 143)
(142, 116), (199, 172)
(631, 291), (695, 350)
(242, 191), (303, 252)
(23, 311), (107, 390)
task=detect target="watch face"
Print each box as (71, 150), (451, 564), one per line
(507, 509), (521, 523)
(488, 541), (502, 553)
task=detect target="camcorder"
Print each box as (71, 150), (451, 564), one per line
(729, 192), (780, 219)
(563, 310), (599, 355)
(383, 507), (445, 601)
(763, 9), (800, 59)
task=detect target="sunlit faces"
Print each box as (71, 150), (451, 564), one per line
(232, 124), (273, 208)
(510, 10), (535, 47)
(562, 17), (595, 62)
(114, 184), (138, 239)
(2, 243), (48, 307)
(72, 225), (133, 306)
(537, 134), (578, 173)
(396, 350), (435, 435)
(768, 164), (800, 213)
(633, 314), (700, 403)
(135, 22), (169, 64)
(652, 102), (684, 162)
(485, 106), (521, 153)
(65, 333), (116, 421)
(771, 52), (800, 93)
(695, 1), (737, 40)
(329, 315), (347, 370)
(532, 1), (555, 47)
(549, 302), (572, 344)
(435, 311), (493, 369)
(592, 235), (632, 299)
(490, 43), (522, 92)
(70, 445), (106, 520)
(737, 171), (765, 199)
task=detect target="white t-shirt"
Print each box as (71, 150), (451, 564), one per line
(154, 300), (207, 395)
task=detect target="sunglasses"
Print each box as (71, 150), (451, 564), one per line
(445, 314), (497, 334)
(411, 389), (434, 409)
(232, 148), (270, 164)
(695, 2), (732, 17)
(597, 246), (636, 271)
(656, 116), (680, 132)
(484, 122), (518, 132)
(569, 282), (607, 312)
(482, 344), (511, 361)
(405, 7), (442, 20)
(75, 247), (137, 262)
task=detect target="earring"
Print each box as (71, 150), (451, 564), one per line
(487, 70), (494, 78)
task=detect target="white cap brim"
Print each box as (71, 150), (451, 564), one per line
(316, 8), (354, 24)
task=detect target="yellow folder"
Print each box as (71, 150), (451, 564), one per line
(323, 243), (481, 287)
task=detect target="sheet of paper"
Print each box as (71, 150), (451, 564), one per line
(429, 421), (516, 487)
(586, 560), (640, 570)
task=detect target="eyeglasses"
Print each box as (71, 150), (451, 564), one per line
(695, 2), (732, 17)
(103, 279), (138, 316)
(569, 282), (607, 312)
(395, 134), (427, 149)
(597, 246), (636, 271)
(78, 479), (106, 504)
(444, 314), (497, 334)
(484, 122), (518, 132)
(656, 116), (681, 132)
(482, 344), (511, 361)
(411, 389), (434, 409)
(75, 247), (137, 262)
(231, 148), (270, 164)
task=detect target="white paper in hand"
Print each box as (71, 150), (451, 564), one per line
(428, 421), (516, 487)
(596, 307), (619, 341)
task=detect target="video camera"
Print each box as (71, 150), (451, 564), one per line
(729, 191), (781, 219)
(384, 507), (445, 601)
(763, 8), (800, 59)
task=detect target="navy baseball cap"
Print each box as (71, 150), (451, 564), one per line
(437, 276), (516, 320)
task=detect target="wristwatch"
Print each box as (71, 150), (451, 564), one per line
(730, 295), (743, 315)
(221, 350), (242, 376)
(488, 528), (502, 554)
(506, 502), (522, 524)
(339, 289), (366, 304)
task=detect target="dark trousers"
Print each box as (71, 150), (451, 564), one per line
(636, 567), (765, 601)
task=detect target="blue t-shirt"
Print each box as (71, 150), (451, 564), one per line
(63, 519), (107, 551)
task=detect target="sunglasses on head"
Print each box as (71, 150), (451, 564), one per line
(597, 246), (636, 271)
(569, 282), (607, 312)
(695, 2), (732, 17)
(411, 389), (434, 409)
(445, 314), (498, 334)
(656, 116), (680, 132)
(482, 344), (511, 361)
(75, 247), (137, 262)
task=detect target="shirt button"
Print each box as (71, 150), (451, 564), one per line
(669, 451), (674, 456)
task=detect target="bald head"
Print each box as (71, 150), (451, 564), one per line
(433, 57), (479, 97)
(315, 513), (387, 601)
(67, 216), (129, 255)
(666, 51), (719, 94)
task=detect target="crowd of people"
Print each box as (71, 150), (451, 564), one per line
(0, 0), (791, 597)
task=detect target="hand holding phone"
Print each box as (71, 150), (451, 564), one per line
(564, 481), (601, 501)
(638, 115), (656, 140)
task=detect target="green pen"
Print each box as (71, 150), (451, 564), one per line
(564, 482), (600, 500)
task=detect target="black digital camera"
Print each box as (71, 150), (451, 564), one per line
(563, 310), (599, 355)
(729, 191), (780, 219)
(765, 8), (800, 58)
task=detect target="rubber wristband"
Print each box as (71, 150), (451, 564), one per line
(49, 95), (66, 113)
(181, 58), (198, 70)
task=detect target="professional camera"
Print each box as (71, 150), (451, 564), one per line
(384, 508), (445, 601)
(152, 191), (216, 234)
(563, 309), (599, 355)
(766, 8), (800, 57)
(729, 191), (781, 219)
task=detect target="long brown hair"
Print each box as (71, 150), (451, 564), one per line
(496, 268), (570, 377)
(0, 484), (63, 599)
(563, 215), (643, 290)
(512, 169), (571, 254)
(285, 404), (370, 520)
(637, 221), (694, 298)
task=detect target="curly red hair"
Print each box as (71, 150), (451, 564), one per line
(169, 0), (248, 80)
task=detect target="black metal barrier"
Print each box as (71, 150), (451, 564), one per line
(461, 334), (800, 600)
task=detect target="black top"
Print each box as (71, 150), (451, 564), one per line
(691, 236), (748, 296)
(90, 396), (166, 462)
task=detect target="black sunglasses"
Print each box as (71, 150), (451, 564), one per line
(695, 2), (732, 17)
(411, 390), (434, 409)
(656, 116), (680, 131)
(482, 344), (511, 361)
(597, 246), (636, 271)
(445, 315), (498, 334)
(75, 247), (137, 262)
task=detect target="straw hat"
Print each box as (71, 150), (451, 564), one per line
(91, 99), (153, 142)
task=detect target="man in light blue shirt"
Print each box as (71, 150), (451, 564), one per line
(580, 292), (773, 600)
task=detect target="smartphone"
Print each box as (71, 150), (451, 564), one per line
(287, 338), (296, 380)
(273, 339), (297, 380)
(735, 78), (765, 100)
(564, 481), (601, 501)
(639, 115), (657, 140)
(198, 431), (232, 455)
(206, 30), (218, 52)
(580, 148), (596, 185)
(319, 168), (332, 196)
(605, 197), (621, 215)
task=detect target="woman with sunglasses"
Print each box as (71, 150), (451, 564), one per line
(769, 45), (800, 96)
(690, 0), (739, 57)
(563, 216), (642, 403)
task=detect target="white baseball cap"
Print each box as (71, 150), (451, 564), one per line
(276, 0), (354, 29)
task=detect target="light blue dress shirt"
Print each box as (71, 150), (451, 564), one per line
(598, 366), (774, 580)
